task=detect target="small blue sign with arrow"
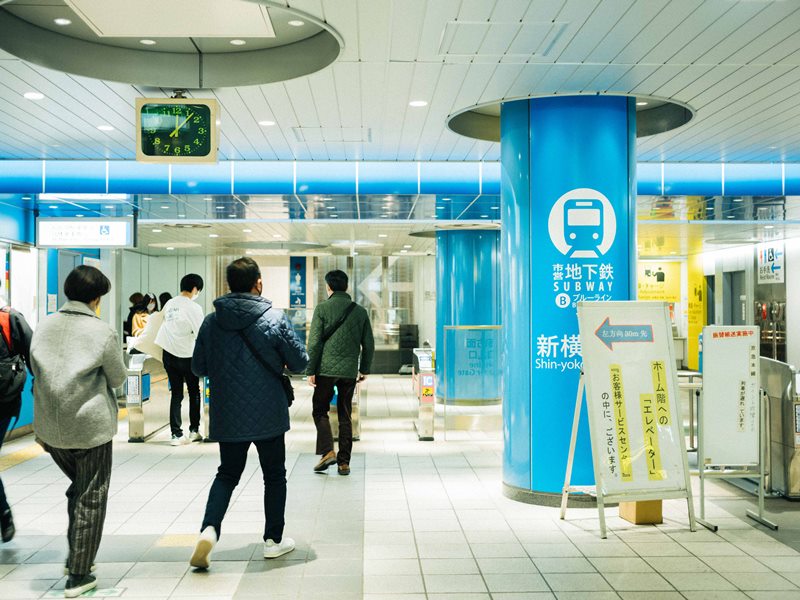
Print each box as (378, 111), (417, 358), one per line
(595, 317), (654, 350)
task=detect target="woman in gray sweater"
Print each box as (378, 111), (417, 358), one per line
(31, 266), (126, 599)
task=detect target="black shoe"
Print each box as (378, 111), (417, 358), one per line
(65, 573), (96, 598)
(0, 509), (14, 543)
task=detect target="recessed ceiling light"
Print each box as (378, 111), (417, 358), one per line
(144, 197), (153, 200)
(733, 198), (743, 202)
(76, 214), (84, 217)
(97, 125), (114, 131)
(152, 229), (162, 233)
(480, 214), (489, 218)
(442, 197), (451, 201)
(287, 19), (305, 27)
(409, 100), (428, 107)
(48, 205), (58, 209)
(403, 244), (412, 248)
(216, 119), (221, 126)
(764, 225), (775, 229)
(166, 246), (175, 250)
(22, 196), (31, 200)
(331, 214), (339, 218)
(273, 234), (282, 238)
(378, 234), (388, 238)
(727, 215), (736, 219)
(245, 250), (253, 255)
(491, 206), (500, 210)
(177, 214), (185, 217)
(104, 205), (114, 208)
(353, 251), (358, 256)
(139, 39), (156, 45)
(381, 215), (389, 218)
(327, 205), (336, 209)
(53, 18), (71, 26)
(216, 205), (225, 210)
(23, 91), (44, 100)
(636, 101), (648, 106)
(436, 206), (444, 209)
(209, 233), (219, 238)
(160, 205), (170, 209)
(230, 39), (246, 46)
(400, 250), (408, 254)
(258, 120), (276, 127)
(242, 228), (252, 233)
(229, 214), (236, 218)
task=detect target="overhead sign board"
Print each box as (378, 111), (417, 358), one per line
(37, 218), (134, 248)
(757, 242), (784, 284)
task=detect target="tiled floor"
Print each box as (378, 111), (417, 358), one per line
(1, 375), (800, 599)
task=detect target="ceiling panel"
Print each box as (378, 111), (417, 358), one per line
(2, 0), (800, 162)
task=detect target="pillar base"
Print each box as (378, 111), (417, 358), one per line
(502, 482), (617, 508)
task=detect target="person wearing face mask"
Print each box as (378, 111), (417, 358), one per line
(155, 274), (205, 445)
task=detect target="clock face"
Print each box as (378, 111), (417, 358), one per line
(139, 103), (212, 157)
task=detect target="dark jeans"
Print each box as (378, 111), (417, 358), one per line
(0, 416), (10, 513)
(201, 435), (286, 542)
(312, 376), (356, 465)
(46, 442), (113, 575)
(163, 350), (201, 437)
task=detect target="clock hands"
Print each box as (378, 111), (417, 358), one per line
(170, 112), (195, 138)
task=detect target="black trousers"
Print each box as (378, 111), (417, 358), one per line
(46, 442), (112, 575)
(163, 349), (201, 437)
(0, 416), (10, 513)
(201, 435), (286, 542)
(312, 375), (356, 465)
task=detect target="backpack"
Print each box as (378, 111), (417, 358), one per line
(0, 308), (27, 403)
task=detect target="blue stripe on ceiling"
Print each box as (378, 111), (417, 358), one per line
(0, 160), (797, 196)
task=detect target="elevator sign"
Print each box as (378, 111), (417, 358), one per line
(757, 242), (784, 284)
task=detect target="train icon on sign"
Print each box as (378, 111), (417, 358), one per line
(564, 199), (604, 257)
(549, 188), (616, 258)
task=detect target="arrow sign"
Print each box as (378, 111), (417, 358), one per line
(595, 317), (654, 350)
(772, 263), (781, 273)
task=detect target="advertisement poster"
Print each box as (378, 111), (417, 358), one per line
(637, 261), (681, 302)
(289, 257), (307, 344)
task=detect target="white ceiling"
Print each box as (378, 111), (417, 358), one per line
(1, 0), (800, 162)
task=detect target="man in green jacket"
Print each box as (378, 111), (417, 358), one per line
(307, 270), (374, 476)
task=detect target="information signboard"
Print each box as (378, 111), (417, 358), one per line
(577, 301), (691, 499)
(700, 326), (759, 466)
(37, 218), (134, 248)
(757, 242), (784, 284)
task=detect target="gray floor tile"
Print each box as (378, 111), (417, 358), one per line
(603, 572), (673, 591)
(722, 571), (798, 591)
(524, 543), (583, 558)
(589, 557), (654, 572)
(420, 558), (479, 574)
(533, 557), (595, 573)
(758, 555), (800, 571)
(700, 555), (771, 573)
(478, 557), (538, 574)
(644, 556), (714, 573)
(364, 574), (424, 594)
(423, 573), (488, 593)
(661, 572), (736, 591)
(543, 573), (613, 591)
(484, 573), (549, 593)
(363, 559), (420, 576)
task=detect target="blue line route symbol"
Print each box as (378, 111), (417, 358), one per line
(594, 317), (654, 350)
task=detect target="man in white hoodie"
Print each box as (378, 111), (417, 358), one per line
(156, 274), (205, 445)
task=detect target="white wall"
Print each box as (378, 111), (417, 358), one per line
(786, 239), (800, 368)
(256, 256), (290, 308)
(414, 254), (436, 347)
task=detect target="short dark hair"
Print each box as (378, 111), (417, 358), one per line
(159, 292), (172, 308)
(227, 257), (261, 293)
(325, 270), (348, 292)
(129, 292), (144, 305)
(180, 273), (204, 293)
(64, 265), (111, 304)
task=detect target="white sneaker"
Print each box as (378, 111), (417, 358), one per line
(263, 537), (295, 559)
(170, 434), (190, 446)
(188, 431), (203, 442)
(190, 526), (217, 569)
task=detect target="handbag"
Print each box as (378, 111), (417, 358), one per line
(0, 308), (26, 404)
(238, 328), (294, 407)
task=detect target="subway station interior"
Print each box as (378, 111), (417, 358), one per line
(2, 0), (800, 598)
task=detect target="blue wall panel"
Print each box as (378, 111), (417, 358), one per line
(108, 162), (169, 194)
(233, 161), (294, 194)
(637, 163), (662, 195)
(359, 162), (417, 194)
(0, 161), (43, 193)
(46, 161), (106, 193)
(420, 163), (480, 195)
(725, 163), (783, 196)
(0, 200), (34, 244)
(296, 161), (356, 194)
(663, 163), (722, 196)
(482, 162), (501, 195)
(171, 163), (231, 194)
(787, 164), (800, 195)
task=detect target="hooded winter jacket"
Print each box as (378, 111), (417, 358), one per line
(192, 293), (308, 443)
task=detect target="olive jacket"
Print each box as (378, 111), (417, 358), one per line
(306, 291), (374, 380)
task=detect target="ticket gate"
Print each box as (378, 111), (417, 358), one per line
(760, 357), (800, 498)
(412, 348), (435, 440)
(126, 354), (169, 442)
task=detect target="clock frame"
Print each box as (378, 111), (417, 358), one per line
(135, 98), (219, 163)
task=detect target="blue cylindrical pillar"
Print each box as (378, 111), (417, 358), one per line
(501, 96), (636, 502)
(435, 229), (500, 398)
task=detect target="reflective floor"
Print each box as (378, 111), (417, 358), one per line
(1, 376), (800, 599)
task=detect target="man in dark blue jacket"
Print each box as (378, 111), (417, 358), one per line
(189, 257), (308, 569)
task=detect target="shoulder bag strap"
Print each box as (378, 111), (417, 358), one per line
(321, 302), (357, 345)
(238, 327), (283, 379)
(0, 308), (11, 352)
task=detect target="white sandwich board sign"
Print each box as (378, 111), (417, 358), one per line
(561, 301), (695, 537)
(701, 326), (760, 467)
